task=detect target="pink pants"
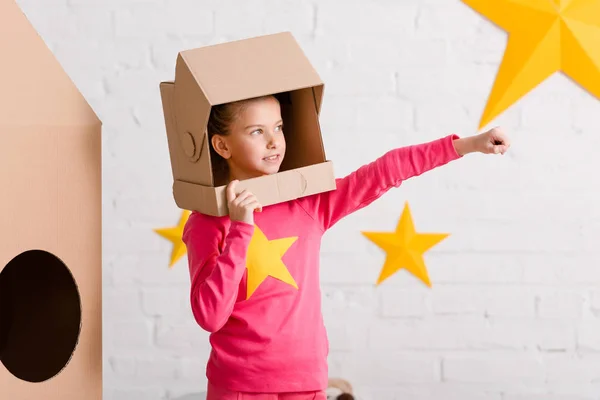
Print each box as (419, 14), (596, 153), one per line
(206, 382), (327, 400)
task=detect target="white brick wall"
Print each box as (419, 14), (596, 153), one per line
(14, 0), (600, 398)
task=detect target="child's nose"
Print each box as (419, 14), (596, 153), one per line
(266, 133), (278, 148)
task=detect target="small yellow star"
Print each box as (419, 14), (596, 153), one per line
(154, 210), (191, 268)
(362, 202), (449, 287)
(245, 225), (298, 299)
(462, 0), (600, 129)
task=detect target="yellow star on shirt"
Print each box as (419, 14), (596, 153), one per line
(154, 210), (191, 268)
(462, 0), (600, 129)
(362, 202), (449, 287)
(245, 225), (298, 299)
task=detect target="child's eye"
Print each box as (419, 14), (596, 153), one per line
(250, 129), (262, 135)
(275, 124), (283, 132)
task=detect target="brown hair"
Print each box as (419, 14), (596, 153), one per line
(206, 94), (280, 184)
(206, 102), (238, 183)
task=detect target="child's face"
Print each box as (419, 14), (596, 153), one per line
(218, 96), (286, 180)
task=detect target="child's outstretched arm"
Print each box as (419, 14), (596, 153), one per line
(298, 127), (509, 231)
(183, 213), (254, 333)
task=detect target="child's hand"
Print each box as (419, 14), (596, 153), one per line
(453, 126), (511, 156)
(226, 180), (262, 225)
(474, 126), (511, 155)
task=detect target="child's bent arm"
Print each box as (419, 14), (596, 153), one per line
(298, 134), (462, 231)
(183, 215), (254, 333)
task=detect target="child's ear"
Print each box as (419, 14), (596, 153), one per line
(211, 134), (231, 159)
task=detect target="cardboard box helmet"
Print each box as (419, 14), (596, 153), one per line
(160, 32), (336, 216)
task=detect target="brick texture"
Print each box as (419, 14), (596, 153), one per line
(13, 0), (600, 398)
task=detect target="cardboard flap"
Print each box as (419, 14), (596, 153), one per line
(162, 80), (213, 186)
(178, 32), (324, 107)
(172, 59), (210, 163)
(0, 0), (99, 127)
(172, 161), (336, 217)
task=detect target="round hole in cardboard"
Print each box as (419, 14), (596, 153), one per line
(0, 249), (82, 383)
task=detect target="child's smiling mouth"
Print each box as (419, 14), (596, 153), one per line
(263, 154), (281, 162)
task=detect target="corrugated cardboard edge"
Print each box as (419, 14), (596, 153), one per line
(173, 162), (337, 217)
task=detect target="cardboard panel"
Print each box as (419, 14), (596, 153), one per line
(179, 32), (323, 106)
(0, 127), (102, 400)
(0, 0), (99, 126)
(173, 161), (336, 217)
(279, 87), (326, 171)
(0, 1), (102, 398)
(161, 81), (212, 186)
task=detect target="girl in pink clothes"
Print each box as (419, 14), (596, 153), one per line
(182, 94), (510, 400)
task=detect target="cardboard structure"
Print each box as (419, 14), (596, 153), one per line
(160, 32), (336, 216)
(0, 1), (102, 399)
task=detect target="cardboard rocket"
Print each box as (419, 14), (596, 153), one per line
(0, 1), (102, 399)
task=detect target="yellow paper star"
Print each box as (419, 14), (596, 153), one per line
(154, 210), (191, 268)
(245, 225), (298, 299)
(462, 0), (600, 129)
(362, 202), (449, 287)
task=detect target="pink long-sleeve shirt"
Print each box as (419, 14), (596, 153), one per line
(182, 134), (462, 393)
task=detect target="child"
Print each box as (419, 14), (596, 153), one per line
(182, 94), (510, 399)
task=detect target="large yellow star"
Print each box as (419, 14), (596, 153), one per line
(462, 0), (600, 129)
(245, 226), (298, 299)
(154, 210), (191, 268)
(362, 203), (449, 287)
